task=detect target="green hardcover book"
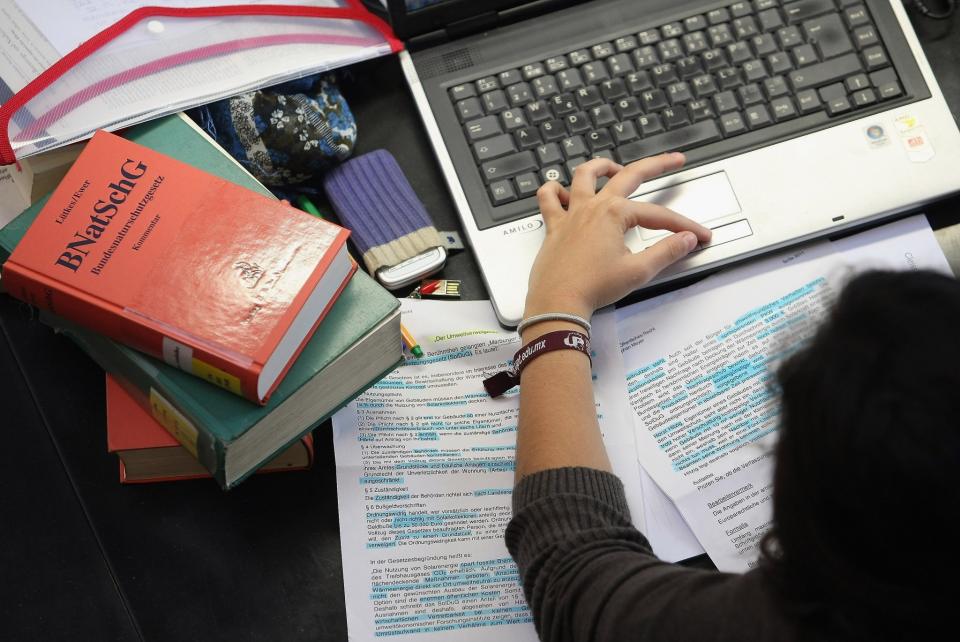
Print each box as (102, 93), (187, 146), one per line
(0, 115), (402, 489)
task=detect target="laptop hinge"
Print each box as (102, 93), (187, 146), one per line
(407, 11), (500, 49)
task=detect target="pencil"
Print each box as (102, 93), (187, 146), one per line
(400, 323), (424, 358)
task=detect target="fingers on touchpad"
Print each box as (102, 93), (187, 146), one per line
(631, 171), (744, 241)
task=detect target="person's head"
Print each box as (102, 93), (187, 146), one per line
(763, 269), (960, 637)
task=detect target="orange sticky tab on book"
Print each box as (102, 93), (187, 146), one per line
(149, 388), (199, 458)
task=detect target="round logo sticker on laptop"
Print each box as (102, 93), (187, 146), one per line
(863, 123), (889, 148)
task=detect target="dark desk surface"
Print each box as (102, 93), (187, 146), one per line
(2, 9), (958, 642)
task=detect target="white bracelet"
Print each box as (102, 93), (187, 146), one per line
(517, 312), (591, 336)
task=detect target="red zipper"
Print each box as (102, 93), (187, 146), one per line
(0, 3), (402, 166)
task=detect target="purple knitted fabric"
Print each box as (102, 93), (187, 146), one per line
(322, 149), (433, 255)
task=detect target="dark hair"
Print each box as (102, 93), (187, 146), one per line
(761, 270), (960, 638)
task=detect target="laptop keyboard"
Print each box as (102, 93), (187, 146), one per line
(447, 0), (908, 221)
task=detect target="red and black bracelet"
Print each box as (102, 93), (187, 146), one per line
(483, 330), (591, 397)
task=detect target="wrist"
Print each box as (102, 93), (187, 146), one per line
(522, 294), (593, 323)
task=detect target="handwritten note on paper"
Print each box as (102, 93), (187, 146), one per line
(618, 215), (951, 572)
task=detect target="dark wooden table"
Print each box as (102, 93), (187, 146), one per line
(2, 8), (958, 641)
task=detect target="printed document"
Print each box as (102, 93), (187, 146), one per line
(617, 216), (951, 572)
(333, 300), (667, 641)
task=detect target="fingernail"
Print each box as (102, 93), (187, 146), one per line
(682, 231), (698, 250)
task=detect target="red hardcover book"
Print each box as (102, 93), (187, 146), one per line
(3, 130), (355, 404)
(106, 374), (313, 483)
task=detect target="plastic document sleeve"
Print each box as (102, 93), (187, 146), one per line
(0, 1), (402, 165)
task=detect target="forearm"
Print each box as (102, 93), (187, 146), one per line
(515, 320), (611, 482)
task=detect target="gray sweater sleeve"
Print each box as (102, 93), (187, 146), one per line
(505, 467), (798, 642)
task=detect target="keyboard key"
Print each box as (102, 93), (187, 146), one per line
(792, 43), (818, 67)
(637, 113), (665, 136)
(667, 81), (694, 104)
(474, 134), (516, 161)
(532, 76), (560, 100)
(767, 51), (794, 74)
(688, 99), (716, 121)
(658, 39), (684, 62)
(456, 97), (484, 122)
(498, 69), (522, 86)
(638, 29), (661, 45)
(500, 109), (527, 132)
(708, 7), (731, 24)
(616, 120), (722, 162)
(752, 33), (778, 57)
(851, 88), (877, 107)
(615, 35), (639, 52)
(477, 76), (499, 93)
(825, 95), (852, 115)
(489, 180), (516, 205)
(663, 106), (691, 129)
(692, 74), (719, 98)
(465, 115), (502, 141)
(863, 46), (889, 71)
(730, 2), (753, 18)
(728, 41), (753, 65)
(592, 42), (616, 58)
(662, 22), (684, 38)
(566, 156), (588, 176)
(611, 121), (640, 144)
(651, 63), (679, 86)
(685, 14), (708, 31)
(844, 73), (870, 92)
(717, 68), (744, 90)
(804, 13), (854, 60)
(818, 82), (846, 102)
(607, 54), (635, 77)
(764, 75), (790, 98)
(540, 119), (567, 141)
(557, 68), (585, 91)
(507, 82), (534, 106)
(545, 55), (570, 72)
(720, 111), (748, 136)
(586, 128), (614, 151)
(796, 88), (823, 113)
(540, 165), (568, 185)
(570, 49), (592, 65)
(869, 67), (897, 87)
(565, 111), (591, 134)
(758, 8), (784, 32)
(575, 85), (603, 109)
(515, 172), (540, 198)
(788, 53), (862, 90)
(770, 96), (798, 121)
(877, 81), (902, 100)
(738, 83), (765, 106)
(601, 78), (628, 101)
(713, 90), (740, 113)
(590, 104), (617, 127)
(481, 151), (538, 182)
(784, 0), (835, 24)
(633, 46), (660, 69)
(583, 61), (610, 83)
(522, 62), (546, 80)
(745, 104), (773, 128)
(677, 56), (704, 79)
(844, 4), (870, 29)
(515, 126), (543, 149)
(702, 48), (728, 72)
(743, 59), (768, 83)
(777, 25), (804, 49)
(733, 16), (759, 39)
(640, 88), (669, 111)
(450, 83), (476, 101)
(626, 71), (653, 93)
(525, 100), (552, 123)
(535, 142), (563, 165)
(483, 90), (509, 114)
(709, 24), (735, 48)
(550, 93), (578, 116)
(754, 0), (778, 11)
(853, 25), (879, 50)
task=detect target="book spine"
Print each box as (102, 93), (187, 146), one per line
(2, 261), (262, 403)
(41, 309), (229, 488)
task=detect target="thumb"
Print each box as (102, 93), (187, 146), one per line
(629, 231), (699, 286)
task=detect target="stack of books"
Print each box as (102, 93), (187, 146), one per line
(0, 115), (402, 489)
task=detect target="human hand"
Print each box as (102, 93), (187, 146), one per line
(524, 153), (713, 320)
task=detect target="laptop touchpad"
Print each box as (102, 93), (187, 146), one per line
(631, 171), (742, 240)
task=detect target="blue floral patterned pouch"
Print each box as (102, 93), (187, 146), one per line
(189, 74), (357, 188)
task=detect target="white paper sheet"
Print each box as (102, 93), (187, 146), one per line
(617, 215), (952, 572)
(333, 300), (660, 641)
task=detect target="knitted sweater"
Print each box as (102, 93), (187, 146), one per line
(504, 467), (803, 642)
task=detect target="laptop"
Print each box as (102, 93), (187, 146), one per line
(391, 0), (960, 326)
